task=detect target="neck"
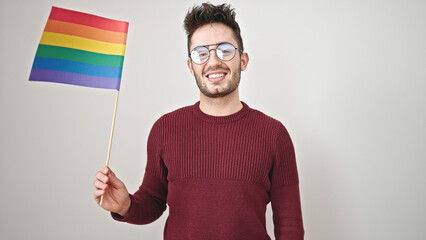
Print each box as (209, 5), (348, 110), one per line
(199, 88), (242, 116)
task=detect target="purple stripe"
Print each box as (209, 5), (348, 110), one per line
(29, 69), (121, 90)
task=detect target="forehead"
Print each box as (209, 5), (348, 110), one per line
(190, 22), (238, 49)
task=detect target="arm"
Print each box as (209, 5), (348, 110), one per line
(270, 123), (304, 240)
(112, 116), (168, 224)
(111, 172), (168, 224)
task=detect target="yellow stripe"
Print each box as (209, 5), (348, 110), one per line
(40, 32), (126, 56)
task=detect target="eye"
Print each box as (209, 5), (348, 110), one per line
(218, 43), (235, 55)
(198, 52), (208, 58)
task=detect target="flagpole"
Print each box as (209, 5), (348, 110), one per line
(100, 90), (120, 206)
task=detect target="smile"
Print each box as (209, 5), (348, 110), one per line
(208, 73), (225, 79)
(206, 72), (228, 82)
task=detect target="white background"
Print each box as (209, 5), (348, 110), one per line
(1, 0), (425, 239)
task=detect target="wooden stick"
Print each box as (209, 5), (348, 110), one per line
(100, 90), (120, 206)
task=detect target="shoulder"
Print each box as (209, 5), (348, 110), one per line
(148, 104), (194, 140)
(247, 105), (288, 133)
(246, 105), (294, 147)
(151, 103), (194, 127)
(163, 104), (193, 119)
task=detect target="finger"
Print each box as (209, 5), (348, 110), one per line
(108, 169), (117, 180)
(94, 189), (105, 201)
(100, 165), (110, 175)
(107, 171), (124, 188)
(94, 179), (108, 190)
(96, 171), (109, 184)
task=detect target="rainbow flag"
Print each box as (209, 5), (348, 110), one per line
(29, 6), (129, 90)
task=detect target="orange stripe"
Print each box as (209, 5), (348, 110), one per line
(44, 19), (127, 44)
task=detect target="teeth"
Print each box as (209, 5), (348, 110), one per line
(208, 73), (225, 79)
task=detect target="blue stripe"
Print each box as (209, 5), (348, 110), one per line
(32, 56), (123, 78)
(29, 69), (121, 90)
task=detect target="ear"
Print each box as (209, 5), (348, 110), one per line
(187, 58), (195, 76)
(240, 52), (249, 71)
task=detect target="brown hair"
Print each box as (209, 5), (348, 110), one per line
(183, 3), (244, 55)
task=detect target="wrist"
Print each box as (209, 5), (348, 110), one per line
(117, 195), (131, 217)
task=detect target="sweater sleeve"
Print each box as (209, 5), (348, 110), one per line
(112, 117), (168, 224)
(270, 123), (304, 239)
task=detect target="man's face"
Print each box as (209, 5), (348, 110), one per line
(187, 23), (249, 98)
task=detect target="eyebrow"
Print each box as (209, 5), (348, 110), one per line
(192, 42), (230, 50)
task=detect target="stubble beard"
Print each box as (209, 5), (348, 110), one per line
(194, 64), (241, 98)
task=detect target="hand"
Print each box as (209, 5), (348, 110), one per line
(94, 166), (131, 217)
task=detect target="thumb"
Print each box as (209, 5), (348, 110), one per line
(107, 168), (124, 188)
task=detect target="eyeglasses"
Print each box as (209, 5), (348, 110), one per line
(190, 42), (242, 65)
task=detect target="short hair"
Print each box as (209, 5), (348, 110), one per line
(183, 3), (244, 55)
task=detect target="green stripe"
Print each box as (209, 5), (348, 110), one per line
(35, 45), (124, 67)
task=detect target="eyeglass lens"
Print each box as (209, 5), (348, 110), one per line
(191, 43), (236, 64)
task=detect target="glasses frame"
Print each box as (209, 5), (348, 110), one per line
(189, 42), (243, 65)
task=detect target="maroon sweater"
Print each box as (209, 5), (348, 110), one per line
(113, 102), (304, 240)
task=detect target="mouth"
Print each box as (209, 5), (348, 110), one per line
(205, 72), (228, 82)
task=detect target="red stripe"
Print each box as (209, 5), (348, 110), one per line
(48, 6), (129, 33)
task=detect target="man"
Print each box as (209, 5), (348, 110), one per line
(94, 3), (304, 240)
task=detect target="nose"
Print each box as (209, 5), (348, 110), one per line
(206, 49), (222, 66)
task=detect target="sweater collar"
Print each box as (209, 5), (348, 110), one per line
(192, 101), (251, 124)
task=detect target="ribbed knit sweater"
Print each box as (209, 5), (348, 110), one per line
(113, 102), (304, 240)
